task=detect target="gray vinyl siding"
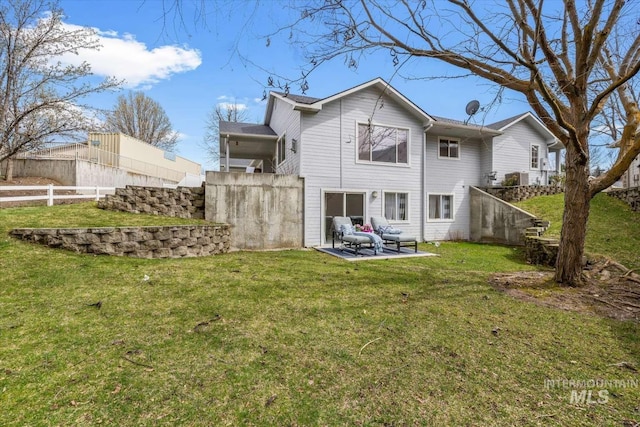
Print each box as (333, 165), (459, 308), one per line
(479, 138), (495, 186)
(424, 133), (484, 241)
(300, 86), (424, 247)
(492, 120), (551, 185)
(269, 98), (302, 175)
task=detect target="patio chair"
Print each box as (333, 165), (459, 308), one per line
(332, 216), (374, 256)
(370, 216), (418, 253)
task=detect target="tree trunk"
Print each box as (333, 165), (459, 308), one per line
(5, 158), (14, 182)
(554, 145), (591, 286)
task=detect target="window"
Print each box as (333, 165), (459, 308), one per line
(439, 138), (459, 159)
(358, 123), (408, 164)
(384, 192), (408, 221)
(277, 134), (286, 164)
(531, 145), (540, 169)
(428, 194), (453, 220)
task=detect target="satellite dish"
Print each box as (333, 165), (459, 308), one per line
(465, 100), (480, 116)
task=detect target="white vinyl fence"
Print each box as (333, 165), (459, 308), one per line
(0, 185), (115, 206)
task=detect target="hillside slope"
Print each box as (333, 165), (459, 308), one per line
(516, 193), (640, 270)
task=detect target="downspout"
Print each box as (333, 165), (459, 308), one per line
(225, 135), (230, 172)
(422, 122), (434, 242)
(339, 98), (343, 188)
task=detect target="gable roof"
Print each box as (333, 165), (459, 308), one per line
(487, 112), (559, 145)
(219, 120), (277, 138)
(429, 115), (502, 138)
(266, 78), (436, 126)
(271, 92), (320, 105)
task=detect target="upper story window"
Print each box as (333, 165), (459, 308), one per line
(358, 123), (408, 164)
(384, 192), (409, 221)
(439, 138), (460, 159)
(277, 134), (286, 164)
(531, 144), (540, 169)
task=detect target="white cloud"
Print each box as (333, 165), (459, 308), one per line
(57, 22), (202, 89)
(217, 102), (247, 111)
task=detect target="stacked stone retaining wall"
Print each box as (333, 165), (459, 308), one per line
(98, 185), (205, 219)
(10, 225), (229, 258)
(607, 187), (640, 212)
(481, 185), (564, 203)
(525, 236), (559, 266)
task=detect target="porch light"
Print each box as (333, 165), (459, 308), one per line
(291, 138), (297, 153)
(372, 191), (379, 198)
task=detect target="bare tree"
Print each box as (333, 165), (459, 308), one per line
(202, 102), (250, 165)
(259, 0), (640, 286)
(103, 91), (179, 151)
(0, 0), (121, 180)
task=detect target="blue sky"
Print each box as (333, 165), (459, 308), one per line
(57, 0), (532, 170)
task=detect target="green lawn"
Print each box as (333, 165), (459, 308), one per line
(0, 202), (638, 426)
(516, 192), (640, 270)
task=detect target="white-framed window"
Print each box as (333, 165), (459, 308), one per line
(428, 194), (454, 221)
(357, 123), (408, 164)
(277, 134), (286, 164)
(383, 192), (409, 221)
(438, 138), (460, 159)
(531, 144), (540, 169)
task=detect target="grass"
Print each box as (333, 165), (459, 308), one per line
(516, 193), (640, 270)
(1, 203), (639, 426)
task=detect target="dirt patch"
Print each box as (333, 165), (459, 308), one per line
(490, 259), (640, 322)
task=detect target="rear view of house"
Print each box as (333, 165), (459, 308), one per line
(219, 78), (563, 247)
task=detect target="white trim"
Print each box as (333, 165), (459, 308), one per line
(530, 144), (540, 170)
(426, 193), (455, 222)
(355, 121), (411, 167)
(382, 190), (410, 223)
(275, 78), (436, 125)
(437, 137), (461, 160)
(277, 133), (287, 165)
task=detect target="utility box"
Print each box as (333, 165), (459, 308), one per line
(505, 172), (529, 186)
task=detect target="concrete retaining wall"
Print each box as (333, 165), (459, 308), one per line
(10, 225), (229, 258)
(481, 185), (564, 203)
(2, 158), (173, 188)
(469, 186), (538, 245)
(205, 172), (304, 250)
(607, 187), (640, 212)
(98, 185), (205, 219)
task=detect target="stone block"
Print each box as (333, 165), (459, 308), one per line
(90, 243), (116, 255)
(75, 233), (101, 245)
(173, 228), (190, 239)
(101, 232), (123, 243)
(154, 229), (172, 240)
(118, 241), (140, 252)
(165, 238), (183, 249)
(143, 240), (163, 250)
(172, 246), (188, 257)
(89, 227), (115, 234)
(133, 250), (153, 259)
(182, 237), (198, 247)
(154, 248), (172, 258)
(186, 247), (202, 257)
(197, 236), (211, 245)
(60, 228), (88, 235)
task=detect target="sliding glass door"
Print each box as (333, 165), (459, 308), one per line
(324, 192), (365, 243)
